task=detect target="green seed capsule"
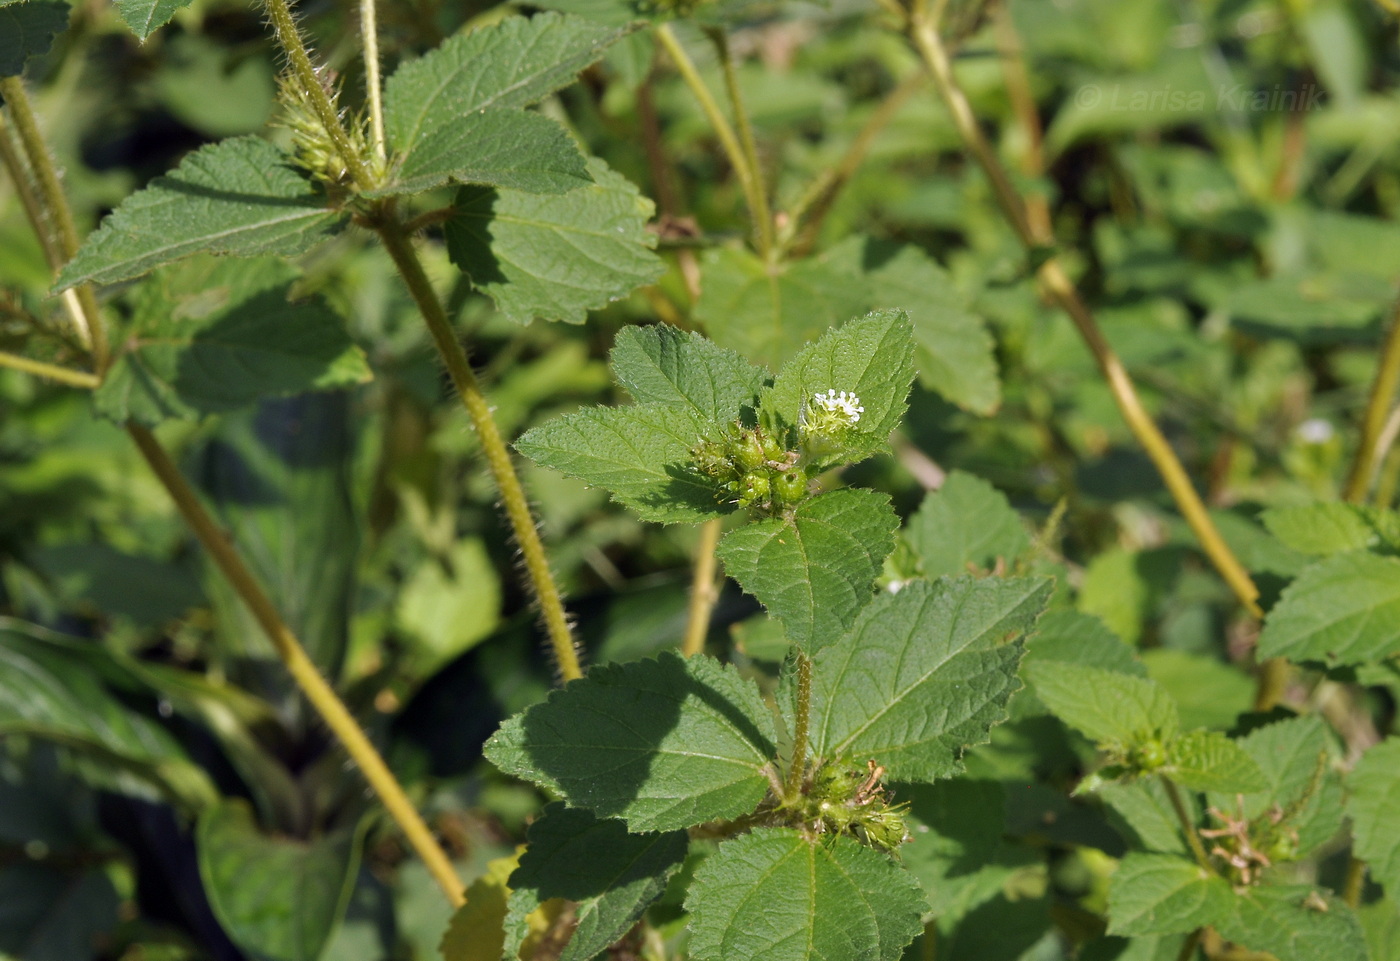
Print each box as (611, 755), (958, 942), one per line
(773, 469), (808, 506)
(738, 471), (770, 507)
(733, 431), (767, 472)
(1132, 738), (1168, 772)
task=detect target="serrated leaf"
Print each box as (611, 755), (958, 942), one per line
(1206, 716), (1341, 859)
(1348, 737), (1400, 899)
(1261, 503), (1390, 555)
(383, 13), (627, 154)
(1106, 853), (1233, 936)
(863, 244), (1000, 414)
(684, 828), (926, 961)
(113, 0), (188, 39)
(1099, 779), (1191, 856)
(907, 471), (1030, 579)
(514, 403), (725, 523)
(484, 652), (776, 832)
(716, 489), (898, 652)
(443, 158), (663, 323)
(369, 108), (590, 197)
(92, 257), (371, 426)
(1215, 885), (1369, 961)
(1021, 610), (1144, 677)
(56, 137), (343, 289)
(1025, 662), (1179, 750)
(0, 1), (68, 77)
(609, 324), (765, 422)
(1163, 730), (1266, 793)
(503, 804), (686, 961)
(440, 851), (516, 961)
(197, 799), (363, 961)
(1258, 552), (1400, 667)
(693, 241), (874, 369)
(804, 577), (1052, 781)
(760, 310), (915, 465)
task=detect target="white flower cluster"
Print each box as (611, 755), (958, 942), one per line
(812, 389), (864, 425)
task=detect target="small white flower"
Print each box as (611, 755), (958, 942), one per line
(1296, 418), (1334, 445)
(811, 388), (864, 425)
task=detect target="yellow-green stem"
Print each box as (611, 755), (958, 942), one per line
(681, 519), (722, 657)
(655, 25), (770, 259)
(0, 349), (99, 388)
(375, 220), (583, 683)
(359, 0), (386, 163)
(0, 111), (64, 270)
(910, 18), (1262, 618)
(126, 423), (465, 907)
(1161, 776), (1214, 873)
(0, 77), (108, 371)
(784, 652), (813, 801)
(1253, 656), (1290, 711)
(704, 27), (773, 258)
(261, 0), (374, 191)
(1343, 855), (1366, 907)
(1344, 290), (1400, 503)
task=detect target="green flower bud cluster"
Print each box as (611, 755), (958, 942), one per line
(691, 425), (809, 513)
(795, 759), (911, 856)
(275, 73), (380, 189)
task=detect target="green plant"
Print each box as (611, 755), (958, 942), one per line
(2, 0), (1400, 959)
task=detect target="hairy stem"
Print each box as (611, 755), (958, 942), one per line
(704, 27), (773, 258)
(1161, 776), (1214, 873)
(375, 219), (583, 682)
(0, 77), (108, 371)
(126, 423), (464, 907)
(360, 0), (386, 164)
(1344, 290), (1400, 503)
(0, 349), (99, 388)
(655, 25), (771, 259)
(910, 18), (1262, 618)
(262, 0), (374, 191)
(0, 112), (64, 270)
(784, 652), (813, 801)
(681, 519), (723, 657)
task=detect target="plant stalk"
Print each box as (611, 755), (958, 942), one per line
(909, 17), (1262, 618)
(375, 220), (583, 683)
(0, 349), (99, 388)
(1175, 928), (1203, 961)
(784, 651), (813, 800)
(1161, 776), (1214, 873)
(681, 519), (723, 657)
(126, 423), (465, 907)
(704, 27), (773, 258)
(1343, 855), (1366, 907)
(0, 111), (64, 271)
(359, 0), (386, 164)
(0, 77), (108, 371)
(261, 0), (375, 192)
(1344, 289), (1400, 503)
(655, 25), (771, 260)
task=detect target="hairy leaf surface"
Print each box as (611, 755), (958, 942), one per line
(1258, 552), (1400, 667)
(1349, 737), (1400, 899)
(610, 324), (765, 422)
(1025, 662), (1179, 750)
(0, 1), (68, 76)
(514, 403), (724, 523)
(716, 489), (898, 652)
(907, 471), (1029, 578)
(57, 137), (343, 288)
(1106, 853), (1232, 936)
(503, 804), (687, 961)
(804, 576), (1052, 781)
(444, 158), (662, 323)
(684, 828), (926, 961)
(484, 652), (776, 832)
